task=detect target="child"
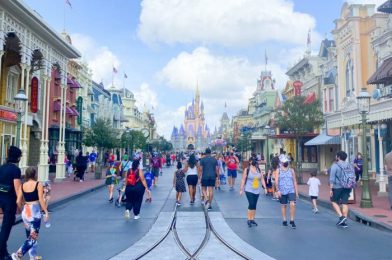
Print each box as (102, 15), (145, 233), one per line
(173, 161), (186, 206)
(307, 171), (321, 214)
(144, 170), (154, 202)
(105, 163), (117, 203)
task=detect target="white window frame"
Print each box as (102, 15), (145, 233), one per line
(6, 65), (21, 103)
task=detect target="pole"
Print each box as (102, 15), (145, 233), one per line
(360, 112), (373, 208)
(16, 112), (21, 148)
(266, 136), (269, 169)
(378, 123), (387, 195)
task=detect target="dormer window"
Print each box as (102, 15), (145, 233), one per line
(6, 65), (21, 103)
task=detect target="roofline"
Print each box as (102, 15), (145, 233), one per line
(2, 0), (80, 58)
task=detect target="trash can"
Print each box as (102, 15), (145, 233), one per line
(388, 176), (392, 210)
(95, 165), (102, 179)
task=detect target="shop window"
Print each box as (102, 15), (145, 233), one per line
(328, 88), (334, 112)
(323, 89), (328, 112)
(6, 66), (21, 103)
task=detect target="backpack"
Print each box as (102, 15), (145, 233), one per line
(336, 162), (357, 189)
(127, 169), (140, 186)
(152, 157), (160, 168)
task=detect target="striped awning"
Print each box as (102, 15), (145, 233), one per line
(305, 133), (341, 146)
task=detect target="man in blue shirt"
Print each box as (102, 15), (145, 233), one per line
(89, 149), (97, 173)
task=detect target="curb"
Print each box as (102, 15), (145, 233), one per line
(13, 183), (105, 225)
(299, 192), (392, 233)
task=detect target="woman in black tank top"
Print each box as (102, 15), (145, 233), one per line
(12, 167), (49, 260)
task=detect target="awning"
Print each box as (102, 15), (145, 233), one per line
(378, 0), (392, 13)
(70, 80), (81, 88)
(66, 106), (74, 115)
(67, 77), (74, 86)
(368, 57), (392, 85)
(53, 101), (61, 112)
(305, 133), (341, 146)
(70, 108), (79, 116)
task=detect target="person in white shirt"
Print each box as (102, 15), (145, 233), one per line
(307, 171), (321, 214)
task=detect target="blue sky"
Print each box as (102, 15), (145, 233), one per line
(23, 0), (384, 138)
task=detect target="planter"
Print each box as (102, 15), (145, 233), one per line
(95, 165), (103, 179)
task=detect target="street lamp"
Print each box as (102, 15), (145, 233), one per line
(357, 88), (373, 208)
(14, 89), (28, 148)
(377, 123), (388, 196)
(264, 125), (271, 169)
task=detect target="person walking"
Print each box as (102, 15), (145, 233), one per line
(11, 167), (49, 260)
(185, 154), (198, 204)
(307, 171), (321, 214)
(199, 148), (219, 210)
(226, 152), (239, 190)
(353, 153), (363, 183)
(105, 163), (117, 203)
(0, 146), (22, 260)
(75, 151), (87, 182)
(330, 151), (354, 228)
(173, 162), (186, 206)
(150, 153), (162, 186)
(124, 160), (150, 220)
(240, 157), (267, 227)
(276, 156), (299, 229)
(89, 149), (97, 173)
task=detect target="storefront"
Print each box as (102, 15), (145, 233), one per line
(0, 107), (17, 164)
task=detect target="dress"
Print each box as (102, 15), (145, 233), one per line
(175, 170), (186, 192)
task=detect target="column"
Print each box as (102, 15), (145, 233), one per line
(38, 74), (49, 182)
(370, 128), (376, 179)
(20, 65), (31, 170)
(55, 83), (66, 181)
(378, 123), (387, 196)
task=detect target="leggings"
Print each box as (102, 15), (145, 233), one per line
(245, 191), (260, 210)
(17, 203), (41, 258)
(125, 182), (146, 216)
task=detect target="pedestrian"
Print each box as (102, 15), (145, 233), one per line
(353, 152), (363, 183)
(11, 167), (49, 260)
(105, 162), (117, 203)
(307, 171), (321, 214)
(185, 154), (198, 204)
(115, 155), (131, 207)
(0, 146), (22, 260)
(240, 157), (267, 227)
(270, 155), (280, 201)
(276, 156), (299, 229)
(89, 149), (97, 173)
(330, 151), (355, 228)
(75, 151), (87, 182)
(226, 152), (239, 190)
(124, 159), (151, 220)
(199, 148), (219, 210)
(144, 169), (153, 203)
(42, 181), (51, 214)
(150, 153), (162, 186)
(173, 162), (186, 206)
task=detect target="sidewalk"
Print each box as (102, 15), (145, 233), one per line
(298, 173), (392, 232)
(1, 167), (106, 224)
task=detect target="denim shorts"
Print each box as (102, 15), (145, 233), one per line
(279, 193), (296, 205)
(227, 169), (237, 178)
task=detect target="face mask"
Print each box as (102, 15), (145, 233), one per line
(283, 162), (289, 167)
(358, 156), (361, 159)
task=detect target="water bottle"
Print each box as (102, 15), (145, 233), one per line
(45, 220), (51, 228)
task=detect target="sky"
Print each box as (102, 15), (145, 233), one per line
(22, 0), (386, 138)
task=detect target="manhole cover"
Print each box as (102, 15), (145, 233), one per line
(373, 215), (387, 218)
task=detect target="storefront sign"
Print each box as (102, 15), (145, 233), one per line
(293, 80), (303, 96)
(31, 77), (39, 113)
(77, 96), (83, 125)
(0, 108), (17, 122)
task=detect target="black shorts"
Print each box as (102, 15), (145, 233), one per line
(310, 196), (318, 200)
(187, 175), (198, 186)
(331, 188), (351, 204)
(152, 168), (159, 177)
(279, 193), (296, 205)
(201, 179), (215, 187)
(245, 192), (260, 210)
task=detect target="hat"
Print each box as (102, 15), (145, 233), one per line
(280, 155), (289, 163)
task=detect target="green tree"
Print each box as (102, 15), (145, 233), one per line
(121, 130), (147, 153)
(275, 96), (324, 183)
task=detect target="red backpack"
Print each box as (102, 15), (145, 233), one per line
(127, 169), (140, 186)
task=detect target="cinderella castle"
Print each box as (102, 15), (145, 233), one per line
(171, 87), (211, 151)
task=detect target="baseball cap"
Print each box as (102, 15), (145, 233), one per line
(280, 155), (289, 163)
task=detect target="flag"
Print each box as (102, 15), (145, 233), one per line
(124, 73), (128, 79)
(113, 67), (118, 74)
(65, 0), (72, 8)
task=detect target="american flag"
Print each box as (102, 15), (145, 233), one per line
(65, 0), (72, 8)
(113, 67), (118, 74)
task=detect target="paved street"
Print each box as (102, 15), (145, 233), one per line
(7, 167), (392, 260)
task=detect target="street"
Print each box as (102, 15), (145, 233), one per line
(6, 167), (392, 260)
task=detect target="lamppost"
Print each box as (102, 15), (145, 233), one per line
(264, 125), (271, 169)
(357, 88), (373, 208)
(377, 123), (388, 196)
(14, 89), (28, 148)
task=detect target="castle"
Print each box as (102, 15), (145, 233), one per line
(171, 87), (211, 151)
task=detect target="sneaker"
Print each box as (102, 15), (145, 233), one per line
(124, 210), (130, 220)
(229, 186), (234, 191)
(176, 201), (181, 206)
(11, 253), (20, 260)
(207, 206), (212, 211)
(314, 208), (319, 214)
(79, 180), (83, 183)
(282, 221), (288, 227)
(290, 221), (296, 229)
(250, 220), (258, 226)
(190, 200), (194, 205)
(109, 198), (114, 203)
(336, 216), (347, 226)
(339, 222), (348, 229)
(247, 220), (252, 227)
(134, 215), (140, 220)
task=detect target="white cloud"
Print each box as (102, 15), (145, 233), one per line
(133, 82), (158, 109)
(138, 0), (318, 46)
(346, 0), (385, 7)
(71, 33), (121, 87)
(155, 105), (186, 139)
(158, 47), (289, 137)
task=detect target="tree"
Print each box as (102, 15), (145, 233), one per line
(275, 96), (324, 183)
(121, 130), (147, 154)
(151, 137), (173, 152)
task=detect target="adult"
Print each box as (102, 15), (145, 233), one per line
(199, 148), (219, 210)
(353, 152), (363, 183)
(240, 157), (267, 227)
(276, 156), (298, 229)
(150, 153), (162, 186)
(330, 151), (352, 228)
(89, 149), (98, 173)
(124, 160), (150, 220)
(185, 154), (198, 204)
(12, 167), (49, 260)
(104, 150), (110, 167)
(0, 146), (22, 260)
(226, 152), (239, 190)
(75, 151), (88, 182)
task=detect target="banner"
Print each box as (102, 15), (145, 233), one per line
(30, 77), (39, 113)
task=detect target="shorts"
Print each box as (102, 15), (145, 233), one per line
(201, 179), (215, 187)
(187, 175), (198, 186)
(310, 196), (318, 200)
(90, 161), (96, 166)
(152, 168), (160, 177)
(245, 191), (260, 210)
(279, 193), (296, 205)
(227, 169), (237, 178)
(331, 188), (351, 205)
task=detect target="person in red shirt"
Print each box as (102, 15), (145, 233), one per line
(150, 153), (162, 186)
(226, 152), (239, 190)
